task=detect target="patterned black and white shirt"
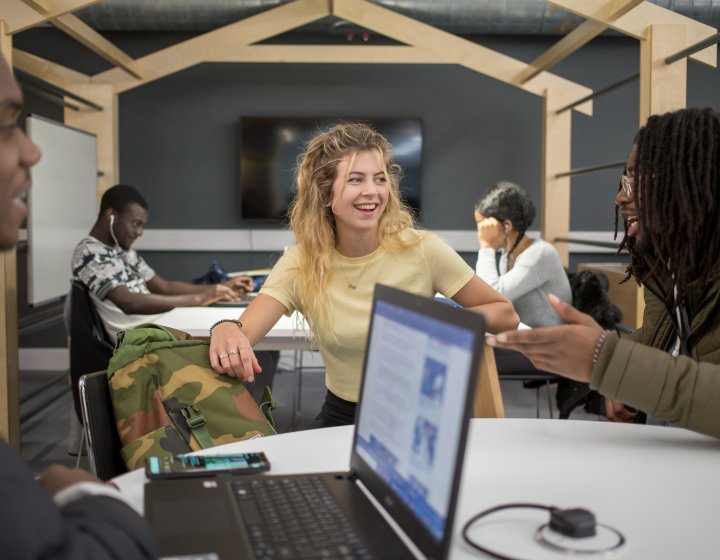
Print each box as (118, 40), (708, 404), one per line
(71, 236), (164, 341)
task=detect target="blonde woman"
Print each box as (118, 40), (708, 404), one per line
(210, 123), (519, 427)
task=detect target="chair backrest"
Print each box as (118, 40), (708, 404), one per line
(569, 270), (622, 329)
(69, 280), (115, 420)
(556, 270), (624, 419)
(79, 370), (127, 480)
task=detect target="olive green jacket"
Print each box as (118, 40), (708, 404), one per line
(591, 278), (720, 439)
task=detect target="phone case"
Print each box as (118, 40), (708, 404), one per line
(145, 453), (270, 479)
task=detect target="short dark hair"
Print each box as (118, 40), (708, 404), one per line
(98, 184), (148, 216)
(475, 181), (535, 230)
(475, 181), (535, 256)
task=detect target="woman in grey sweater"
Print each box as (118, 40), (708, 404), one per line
(474, 182), (571, 328)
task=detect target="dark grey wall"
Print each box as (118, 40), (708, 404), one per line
(119, 36), (646, 235)
(15, 32), (720, 346)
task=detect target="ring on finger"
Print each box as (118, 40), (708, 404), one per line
(228, 349), (238, 356)
(218, 352), (229, 359)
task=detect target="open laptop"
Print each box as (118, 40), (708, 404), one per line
(145, 284), (486, 559)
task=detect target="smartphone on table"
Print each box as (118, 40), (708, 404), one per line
(145, 452), (270, 479)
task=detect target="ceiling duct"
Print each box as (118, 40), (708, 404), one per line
(76, 0), (720, 34)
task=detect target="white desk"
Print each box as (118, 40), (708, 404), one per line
(157, 306), (311, 350)
(114, 419), (720, 559)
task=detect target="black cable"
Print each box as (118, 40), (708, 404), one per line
(462, 503), (552, 560)
(462, 503), (624, 560)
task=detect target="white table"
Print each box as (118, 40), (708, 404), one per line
(157, 306), (311, 350)
(114, 419), (720, 559)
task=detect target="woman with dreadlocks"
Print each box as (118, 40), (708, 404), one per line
(474, 181), (572, 328)
(487, 107), (720, 439)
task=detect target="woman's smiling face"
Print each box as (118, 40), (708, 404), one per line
(329, 148), (389, 239)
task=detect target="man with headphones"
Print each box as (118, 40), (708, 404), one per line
(71, 183), (253, 343)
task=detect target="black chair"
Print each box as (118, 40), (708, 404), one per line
(494, 347), (558, 418)
(556, 271), (625, 419)
(69, 280), (115, 421)
(78, 370), (127, 480)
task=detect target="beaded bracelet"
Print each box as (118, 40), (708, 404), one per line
(209, 319), (243, 336)
(592, 330), (611, 367)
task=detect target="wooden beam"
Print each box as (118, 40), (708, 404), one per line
(542, 89), (572, 267)
(332, 0), (593, 115)
(50, 14), (144, 79)
(0, 23), (11, 62)
(0, 21), (20, 450)
(515, 0), (644, 85)
(11, 0), (141, 78)
(546, 0), (717, 67)
(92, 0), (332, 93)
(640, 23), (687, 125)
(64, 84), (118, 198)
(4, 0), (98, 35)
(13, 49), (90, 90)
(206, 45), (445, 64)
(21, 0), (50, 11)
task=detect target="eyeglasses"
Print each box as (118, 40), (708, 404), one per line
(620, 173), (634, 199)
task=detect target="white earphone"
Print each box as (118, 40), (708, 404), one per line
(108, 213), (121, 247)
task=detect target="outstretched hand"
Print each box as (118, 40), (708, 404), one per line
(487, 294), (604, 382)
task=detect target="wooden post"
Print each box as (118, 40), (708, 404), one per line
(541, 89), (572, 267)
(64, 84), (117, 201)
(640, 23), (688, 125)
(0, 20), (20, 449)
(474, 345), (505, 418)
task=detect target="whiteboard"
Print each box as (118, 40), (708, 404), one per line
(26, 115), (97, 305)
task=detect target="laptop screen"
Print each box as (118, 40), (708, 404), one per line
(354, 288), (480, 544)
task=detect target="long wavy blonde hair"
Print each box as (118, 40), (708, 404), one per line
(287, 122), (420, 337)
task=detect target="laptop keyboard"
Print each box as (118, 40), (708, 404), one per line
(232, 476), (374, 560)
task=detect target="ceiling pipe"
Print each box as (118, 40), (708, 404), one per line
(75, 0), (720, 35)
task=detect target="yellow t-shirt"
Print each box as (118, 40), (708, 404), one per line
(260, 229), (475, 402)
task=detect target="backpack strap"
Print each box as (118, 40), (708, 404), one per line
(259, 386), (277, 433)
(181, 405), (213, 449)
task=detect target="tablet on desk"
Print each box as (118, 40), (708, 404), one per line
(211, 293), (257, 307)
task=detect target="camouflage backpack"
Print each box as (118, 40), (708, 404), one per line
(107, 324), (276, 470)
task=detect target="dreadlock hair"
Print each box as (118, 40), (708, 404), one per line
(475, 181), (535, 257)
(618, 107), (720, 304)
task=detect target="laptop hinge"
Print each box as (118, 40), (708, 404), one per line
(353, 478), (424, 560)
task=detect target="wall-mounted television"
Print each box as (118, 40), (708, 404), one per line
(239, 117), (422, 223)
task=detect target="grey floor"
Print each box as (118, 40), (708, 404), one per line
(19, 350), (599, 476)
